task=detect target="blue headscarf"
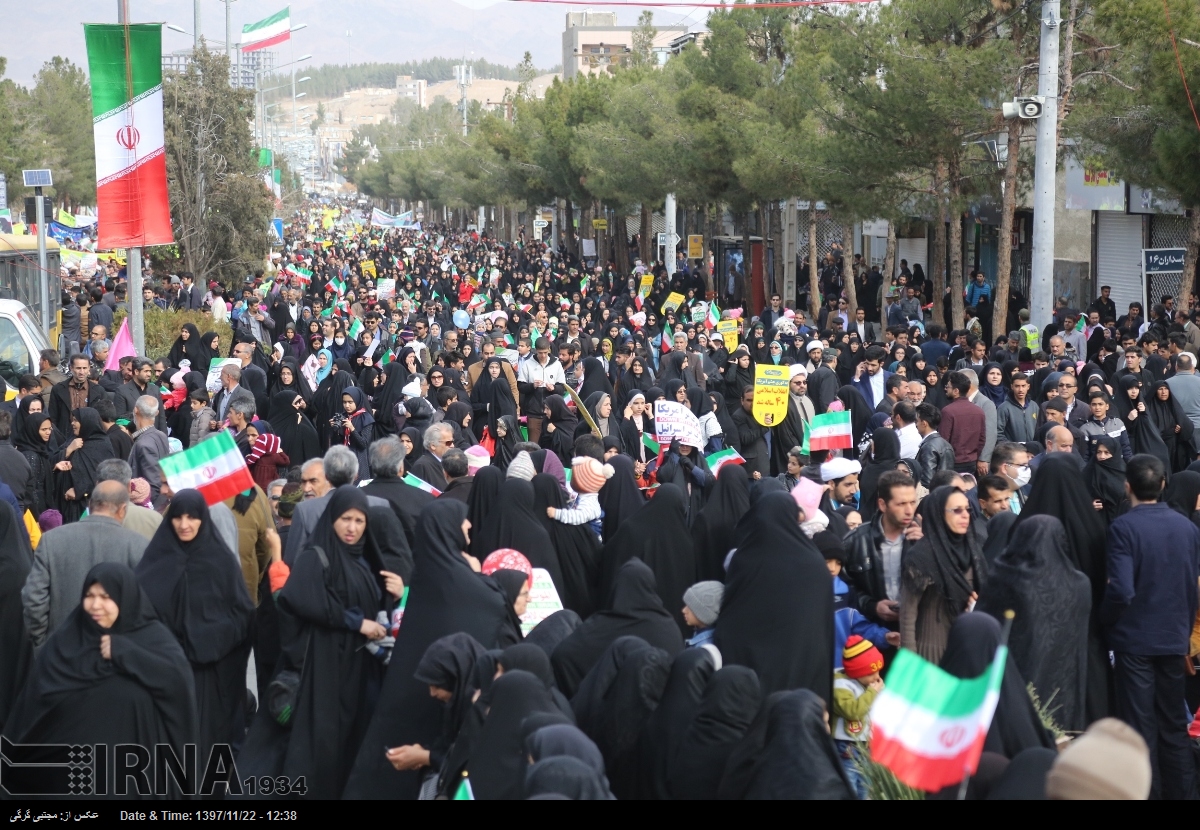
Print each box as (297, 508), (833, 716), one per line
(316, 348), (333, 384)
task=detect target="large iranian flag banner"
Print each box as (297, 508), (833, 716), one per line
(84, 24), (173, 250)
(241, 7), (291, 53)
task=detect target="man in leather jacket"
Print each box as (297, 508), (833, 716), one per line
(914, 401), (954, 488)
(841, 470), (922, 626)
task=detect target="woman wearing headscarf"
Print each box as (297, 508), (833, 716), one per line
(856, 427), (901, 524)
(634, 648), (719, 799)
(724, 347), (755, 412)
(657, 351), (695, 390)
(668, 666), (762, 800)
(1146, 380), (1195, 473)
(899, 485), (987, 663)
(336, 387), (375, 479)
(598, 484), (697, 635)
(532, 473), (601, 618)
(1112, 374), (1169, 468)
(551, 560), (683, 699)
(491, 415), (520, 472)
(1165, 470), (1200, 531)
(53, 407), (115, 524)
(312, 360), (356, 449)
(579, 392), (619, 447)
(190, 331), (220, 376)
(617, 391), (655, 469)
(170, 370), (210, 450)
(167, 323), (201, 369)
(0, 500), (32, 729)
(383, 632), (487, 785)
(371, 361), (411, 439)
(539, 394), (577, 467)
(940, 613), (1056, 758)
(1083, 434), (1127, 524)
(2, 564), (196, 796)
(691, 464), (750, 582)
(473, 478), (564, 594)
(135, 490), (255, 766)
(598, 455), (645, 543)
(615, 356), (654, 412)
(577, 356), (614, 401)
(488, 569), (530, 647)
(979, 362), (1009, 408)
(16, 412), (57, 521)
(270, 356), (311, 412)
(1016, 453), (1109, 722)
(525, 753), (614, 800)
(344, 500), (512, 800)
(274, 487), (397, 799)
(740, 690), (856, 800)
(268, 390), (322, 468)
(978, 516), (1090, 733)
(470, 357), (518, 442)
(444, 401), (477, 451)
(277, 322), (308, 363)
(715, 492), (833, 698)
(467, 670), (564, 800)
(655, 440), (715, 527)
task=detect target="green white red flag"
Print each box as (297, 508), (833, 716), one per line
(84, 24), (174, 250)
(705, 300), (720, 330)
(403, 472), (441, 497)
(870, 645), (1006, 792)
(159, 431), (254, 505)
(705, 447), (744, 474)
(802, 410), (853, 454)
(241, 7), (291, 53)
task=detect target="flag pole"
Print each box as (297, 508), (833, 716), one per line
(957, 609), (1015, 800)
(117, 0), (144, 358)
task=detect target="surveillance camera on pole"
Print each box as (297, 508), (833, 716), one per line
(1001, 96), (1045, 120)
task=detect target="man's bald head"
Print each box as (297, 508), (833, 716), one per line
(89, 480), (130, 517)
(1046, 425), (1075, 453)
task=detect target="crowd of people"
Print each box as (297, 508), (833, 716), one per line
(1, 202), (1199, 800)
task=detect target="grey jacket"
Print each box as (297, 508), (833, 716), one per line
(22, 515), (148, 647)
(130, 426), (171, 507)
(969, 391), (998, 465)
(996, 397), (1038, 445)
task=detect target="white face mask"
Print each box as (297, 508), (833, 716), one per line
(1012, 465), (1031, 488)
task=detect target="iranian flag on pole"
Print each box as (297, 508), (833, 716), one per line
(804, 410), (853, 452)
(705, 300), (720, 330)
(241, 7), (291, 53)
(159, 431), (255, 506)
(870, 645), (1006, 792)
(84, 24), (174, 250)
(403, 473), (442, 497)
(705, 447), (745, 474)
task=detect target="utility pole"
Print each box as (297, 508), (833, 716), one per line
(118, 0), (144, 357)
(664, 193), (677, 277)
(223, 0), (237, 86)
(1030, 0), (1060, 328)
(456, 62), (472, 137)
(193, 0), (200, 49)
(33, 187), (49, 341)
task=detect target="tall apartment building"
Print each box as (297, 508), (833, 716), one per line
(561, 11), (689, 80)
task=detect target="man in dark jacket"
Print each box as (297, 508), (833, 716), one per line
(173, 272), (204, 310)
(47, 354), (106, 439)
(114, 358), (165, 432)
(807, 349), (841, 417)
(841, 470), (922, 627)
(129, 397), (171, 508)
(409, 422), (452, 491)
(914, 402), (954, 487)
(729, 385), (769, 479)
(1102, 454), (1199, 800)
(361, 436), (433, 548)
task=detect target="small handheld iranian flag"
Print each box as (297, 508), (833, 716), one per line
(705, 300), (720, 330)
(452, 773), (474, 800)
(326, 275), (347, 296)
(802, 410), (853, 454)
(403, 473), (442, 497)
(84, 24), (173, 250)
(705, 447), (744, 474)
(241, 7), (291, 53)
(661, 322), (673, 354)
(159, 431), (254, 506)
(286, 265), (312, 285)
(870, 642), (1006, 792)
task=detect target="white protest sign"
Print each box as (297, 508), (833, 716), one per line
(654, 400), (704, 450)
(520, 568), (564, 636)
(376, 278), (396, 300)
(206, 358), (241, 394)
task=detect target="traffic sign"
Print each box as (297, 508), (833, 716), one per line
(592, 218), (608, 231)
(533, 219), (548, 228)
(688, 234), (704, 259)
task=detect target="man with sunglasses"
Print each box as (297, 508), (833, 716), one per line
(1055, 374), (1090, 428)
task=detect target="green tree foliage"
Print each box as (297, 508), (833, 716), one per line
(163, 47), (271, 283)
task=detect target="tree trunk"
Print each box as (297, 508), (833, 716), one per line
(1186, 209), (1200, 301)
(770, 201), (784, 301)
(843, 222), (859, 320)
(949, 155), (966, 330)
(759, 203), (771, 302)
(931, 160), (948, 326)
(808, 204), (821, 320)
(994, 118), (1021, 339)
(881, 222), (897, 330)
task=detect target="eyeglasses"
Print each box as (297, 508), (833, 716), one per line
(944, 506), (971, 516)
(442, 440), (455, 447)
(1057, 382), (1076, 389)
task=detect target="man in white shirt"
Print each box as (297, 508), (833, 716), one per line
(518, 337), (566, 443)
(892, 401), (922, 459)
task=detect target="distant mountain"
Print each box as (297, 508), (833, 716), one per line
(3, 0), (693, 84)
